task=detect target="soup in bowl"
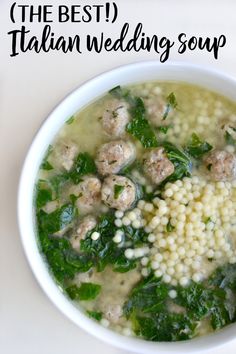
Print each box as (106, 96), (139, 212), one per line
(18, 62), (236, 353)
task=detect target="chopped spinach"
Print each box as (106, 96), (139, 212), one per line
(109, 85), (134, 105)
(38, 231), (92, 283)
(39, 236), (75, 282)
(112, 254), (137, 273)
(123, 274), (169, 317)
(123, 224), (149, 245)
(224, 126), (236, 145)
(66, 282), (101, 300)
(41, 160), (53, 171)
(80, 213), (148, 272)
(161, 141), (192, 184)
(36, 202), (93, 284)
(66, 115), (75, 125)
(49, 173), (69, 198)
(36, 195), (94, 284)
(40, 145), (53, 170)
(176, 281), (233, 329)
(69, 152), (97, 184)
(156, 125), (171, 134)
(36, 181), (53, 208)
(204, 217), (211, 224)
(65, 252), (93, 272)
(162, 92), (178, 120)
(114, 184), (125, 199)
(209, 263), (236, 290)
(124, 274), (196, 341)
(185, 133), (212, 158)
(81, 213), (123, 271)
(126, 97), (158, 148)
(134, 313), (196, 341)
(176, 282), (223, 320)
(124, 269), (236, 341)
(69, 194), (78, 205)
(166, 221), (175, 232)
(86, 310), (103, 321)
(38, 203), (76, 235)
(139, 186), (157, 202)
(210, 304), (231, 329)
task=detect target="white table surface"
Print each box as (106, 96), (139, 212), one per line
(1, 0), (236, 353)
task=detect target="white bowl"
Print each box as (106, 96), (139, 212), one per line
(18, 61), (236, 354)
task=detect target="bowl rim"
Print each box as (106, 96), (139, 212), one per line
(18, 60), (236, 354)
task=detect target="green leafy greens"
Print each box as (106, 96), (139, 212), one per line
(80, 213), (148, 273)
(36, 180), (53, 208)
(162, 92), (178, 120)
(38, 232), (93, 283)
(66, 283), (101, 300)
(209, 263), (236, 290)
(37, 202), (93, 284)
(166, 220), (175, 232)
(48, 173), (69, 198)
(224, 126), (236, 145)
(86, 310), (103, 321)
(40, 145), (53, 170)
(124, 274), (196, 341)
(124, 266), (236, 341)
(114, 184), (125, 199)
(185, 133), (212, 158)
(109, 85), (134, 104)
(126, 97), (158, 148)
(69, 152), (97, 184)
(38, 203), (76, 235)
(161, 141), (192, 184)
(156, 125), (171, 134)
(134, 313), (196, 342)
(124, 274), (169, 317)
(66, 115), (75, 125)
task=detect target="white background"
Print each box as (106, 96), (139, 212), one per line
(1, 0), (236, 353)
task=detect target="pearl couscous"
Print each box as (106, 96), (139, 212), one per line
(35, 82), (236, 342)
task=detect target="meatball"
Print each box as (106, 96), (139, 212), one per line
(102, 99), (130, 137)
(204, 150), (236, 181)
(59, 141), (78, 171)
(96, 140), (136, 176)
(143, 147), (175, 184)
(101, 175), (136, 211)
(70, 215), (96, 251)
(69, 176), (101, 214)
(145, 96), (173, 126)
